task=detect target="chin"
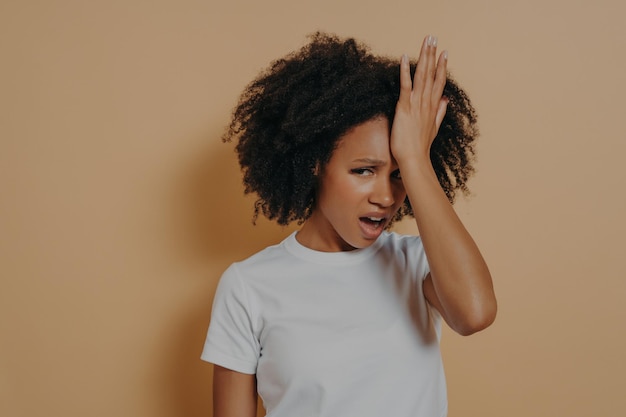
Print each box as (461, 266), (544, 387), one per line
(348, 236), (378, 250)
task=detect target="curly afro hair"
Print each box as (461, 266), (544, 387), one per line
(223, 32), (479, 226)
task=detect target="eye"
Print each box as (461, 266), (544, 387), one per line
(391, 169), (402, 180)
(351, 168), (374, 176)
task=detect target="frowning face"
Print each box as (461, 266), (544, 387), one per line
(297, 117), (406, 252)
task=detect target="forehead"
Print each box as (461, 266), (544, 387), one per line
(332, 117), (391, 160)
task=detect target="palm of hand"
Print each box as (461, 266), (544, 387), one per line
(390, 35), (449, 166)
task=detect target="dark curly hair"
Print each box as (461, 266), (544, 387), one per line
(223, 32), (478, 226)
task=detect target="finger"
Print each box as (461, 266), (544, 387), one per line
(432, 50), (448, 104)
(435, 97), (449, 131)
(398, 54), (412, 104)
(413, 35), (431, 95)
(422, 36), (438, 102)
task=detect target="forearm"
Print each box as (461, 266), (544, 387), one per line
(401, 157), (496, 335)
(389, 35), (495, 334)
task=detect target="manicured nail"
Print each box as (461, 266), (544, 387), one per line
(402, 54), (408, 64)
(442, 50), (448, 60)
(432, 36), (438, 47)
(427, 35), (433, 46)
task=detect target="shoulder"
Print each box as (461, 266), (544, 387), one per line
(219, 233), (296, 288)
(379, 231), (425, 252)
(378, 231), (430, 278)
(235, 234), (291, 267)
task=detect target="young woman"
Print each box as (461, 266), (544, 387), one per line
(202, 32), (497, 417)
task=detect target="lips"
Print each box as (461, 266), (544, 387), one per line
(358, 214), (388, 239)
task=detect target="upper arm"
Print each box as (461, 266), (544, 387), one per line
(423, 271), (496, 336)
(213, 365), (257, 417)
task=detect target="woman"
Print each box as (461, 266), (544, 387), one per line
(202, 32), (497, 417)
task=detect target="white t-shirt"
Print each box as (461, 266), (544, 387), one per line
(202, 231), (447, 417)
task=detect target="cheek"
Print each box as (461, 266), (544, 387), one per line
(333, 176), (367, 197)
(317, 177), (358, 210)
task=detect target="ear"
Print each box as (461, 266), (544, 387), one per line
(312, 162), (321, 177)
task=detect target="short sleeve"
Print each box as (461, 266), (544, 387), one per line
(201, 264), (260, 374)
(416, 240), (431, 282)
(399, 234), (430, 282)
(410, 236), (442, 338)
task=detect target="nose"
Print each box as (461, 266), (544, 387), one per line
(369, 177), (395, 207)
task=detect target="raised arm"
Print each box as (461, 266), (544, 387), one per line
(213, 365), (258, 417)
(390, 35), (497, 336)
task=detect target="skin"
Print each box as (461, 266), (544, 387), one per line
(296, 117), (405, 252)
(391, 36), (496, 336)
(212, 365), (257, 416)
(213, 35), (497, 417)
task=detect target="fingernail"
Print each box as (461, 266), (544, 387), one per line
(432, 36), (438, 47)
(427, 35), (433, 46)
(401, 54), (408, 64)
(442, 50), (448, 60)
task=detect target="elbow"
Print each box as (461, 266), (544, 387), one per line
(452, 299), (498, 336)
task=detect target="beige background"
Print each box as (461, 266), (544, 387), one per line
(1, 0), (625, 416)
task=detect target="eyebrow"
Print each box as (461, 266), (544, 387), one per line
(352, 158), (387, 165)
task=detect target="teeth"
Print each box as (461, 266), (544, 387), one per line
(368, 217), (383, 222)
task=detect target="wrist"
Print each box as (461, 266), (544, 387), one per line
(397, 156), (438, 186)
(396, 153), (432, 173)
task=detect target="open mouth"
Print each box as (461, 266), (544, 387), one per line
(360, 216), (385, 227)
(359, 216), (387, 239)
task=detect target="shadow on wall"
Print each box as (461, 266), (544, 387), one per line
(164, 129), (294, 417)
(165, 302), (216, 417)
(180, 130), (295, 261)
